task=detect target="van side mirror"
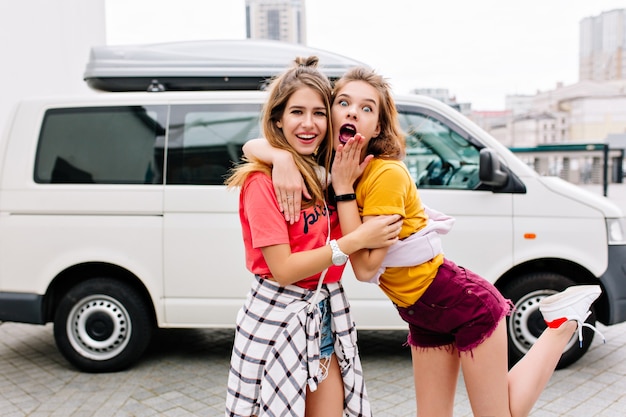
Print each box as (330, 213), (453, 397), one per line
(479, 148), (508, 187)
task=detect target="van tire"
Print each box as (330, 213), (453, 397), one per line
(53, 278), (153, 373)
(500, 272), (596, 369)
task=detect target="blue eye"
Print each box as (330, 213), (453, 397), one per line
(363, 106), (372, 113)
(339, 100), (348, 106)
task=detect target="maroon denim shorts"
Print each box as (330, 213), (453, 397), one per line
(395, 258), (513, 352)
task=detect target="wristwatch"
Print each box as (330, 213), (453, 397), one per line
(329, 239), (349, 266)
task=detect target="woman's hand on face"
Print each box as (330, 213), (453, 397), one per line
(332, 134), (373, 194)
(272, 151), (309, 224)
(355, 214), (402, 249)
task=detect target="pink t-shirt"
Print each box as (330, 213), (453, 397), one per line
(239, 172), (344, 290)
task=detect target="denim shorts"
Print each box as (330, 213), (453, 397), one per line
(396, 258), (513, 353)
(318, 298), (334, 359)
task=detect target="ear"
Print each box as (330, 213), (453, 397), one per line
(276, 120), (283, 129)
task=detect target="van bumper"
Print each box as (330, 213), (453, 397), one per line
(598, 244), (626, 325)
(0, 292), (45, 324)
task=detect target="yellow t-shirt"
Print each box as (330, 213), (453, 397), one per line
(356, 158), (443, 307)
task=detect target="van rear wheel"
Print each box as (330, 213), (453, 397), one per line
(500, 272), (596, 369)
(53, 278), (153, 372)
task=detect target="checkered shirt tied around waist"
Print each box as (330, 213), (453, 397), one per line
(225, 275), (371, 417)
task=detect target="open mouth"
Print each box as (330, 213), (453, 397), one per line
(339, 124), (356, 144)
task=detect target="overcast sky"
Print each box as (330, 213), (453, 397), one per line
(105, 0), (625, 110)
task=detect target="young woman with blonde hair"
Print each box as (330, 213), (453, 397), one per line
(225, 57), (401, 417)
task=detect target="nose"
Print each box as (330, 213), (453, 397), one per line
(347, 104), (358, 119)
(302, 112), (314, 127)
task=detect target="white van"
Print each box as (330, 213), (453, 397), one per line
(1, 41), (625, 372)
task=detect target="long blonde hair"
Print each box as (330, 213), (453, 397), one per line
(333, 67), (405, 160)
(226, 56), (333, 207)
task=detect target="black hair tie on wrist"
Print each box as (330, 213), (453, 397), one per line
(335, 193), (357, 202)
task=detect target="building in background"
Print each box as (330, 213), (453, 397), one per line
(409, 87), (472, 116)
(505, 94), (535, 116)
(245, 0), (306, 44)
(579, 8), (626, 82)
(487, 110), (569, 148)
(473, 9), (626, 148)
(466, 8), (626, 184)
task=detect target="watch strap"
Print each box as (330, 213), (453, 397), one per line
(335, 193), (356, 202)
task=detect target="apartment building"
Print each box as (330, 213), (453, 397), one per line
(580, 8), (626, 82)
(245, 0), (306, 44)
(474, 9), (626, 149)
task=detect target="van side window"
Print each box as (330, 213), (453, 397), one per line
(167, 104), (262, 185)
(398, 109), (481, 190)
(35, 106), (166, 184)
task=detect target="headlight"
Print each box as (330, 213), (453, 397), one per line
(606, 217), (626, 245)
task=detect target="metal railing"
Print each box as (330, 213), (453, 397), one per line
(509, 143), (625, 196)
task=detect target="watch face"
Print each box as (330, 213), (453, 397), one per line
(332, 253), (348, 265)
(330, 240), (348, 265)
(333, 255), (347, 265)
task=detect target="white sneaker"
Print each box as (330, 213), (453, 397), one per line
(539, 285), (605, 347)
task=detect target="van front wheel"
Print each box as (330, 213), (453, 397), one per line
(53, 278), (153, 372)
(500, 272), (597, 369)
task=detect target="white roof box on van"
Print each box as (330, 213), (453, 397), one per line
(84, 39), (369, 92)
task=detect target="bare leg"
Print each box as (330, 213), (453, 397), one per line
(507, 320), (577, 416)
(461, 319), (577, 417)
(305, 355), (344, 417)
(411, 345), (460, 417)
(461, 320), (512, 416)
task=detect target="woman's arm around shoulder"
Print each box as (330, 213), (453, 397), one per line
(242, 138), (308, 223)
